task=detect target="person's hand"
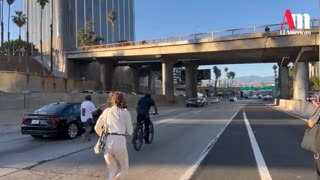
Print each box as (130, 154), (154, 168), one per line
(309, 120), (316, 128)
(312, 100), (320, 107)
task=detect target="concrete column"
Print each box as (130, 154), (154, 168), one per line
(133, 70), (140, 93)
(185, 62), (198, 98)
(100, 61), (114, 90)
(148, 70), (155, 94)
(293, 62), (309, 101)
(161, 59), (176, 102)
(278, 63), (290, 99)
(130, 65), (140, 94)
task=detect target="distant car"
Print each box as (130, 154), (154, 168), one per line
(229, 97), (237, 102)
(199, 97), (209, 105)
(21, 102), (102, 139)
(211, 97), (220, 103)
(263, 95), (273, 101)
(186, 98), (205, 107)
(94, 90), (110, 95)
(71, 89), (94, 94)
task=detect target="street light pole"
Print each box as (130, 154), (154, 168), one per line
(50, 0), (53, 73)
(0, 0), (3, 51)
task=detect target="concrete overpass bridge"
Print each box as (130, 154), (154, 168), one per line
(66, 20), (319, 102)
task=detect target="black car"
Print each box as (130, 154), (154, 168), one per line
(21, 102), (101, 139)
(186, 98), (205, 107)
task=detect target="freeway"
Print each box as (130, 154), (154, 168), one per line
(0, 100), (316, 180)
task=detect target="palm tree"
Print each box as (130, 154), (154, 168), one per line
(107, 10), (117, 43)
(37, 0), (49, 75)
(224, 67), (228, 87)
(12, 11), (27, 41)
(7, 0), (15, 42)
(230, 72), (236, 86)
(273, 65), (278, 90)
(213, 66), (221, 95)
(227, 72), (232, 87)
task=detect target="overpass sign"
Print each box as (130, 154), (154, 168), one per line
(280, 9), (311, 35)
(258, 86), (276, 91)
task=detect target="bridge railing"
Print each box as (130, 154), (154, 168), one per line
(70, 19), (319, 52)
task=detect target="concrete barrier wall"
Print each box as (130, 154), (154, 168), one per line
(278, 99), (316, 118)
(0, 72), (98, 93)
(0, 93), (186, 111)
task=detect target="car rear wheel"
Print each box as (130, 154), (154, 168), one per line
(67, 123), (79, 139)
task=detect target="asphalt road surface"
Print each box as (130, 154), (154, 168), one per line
(0, 100), (316, 180)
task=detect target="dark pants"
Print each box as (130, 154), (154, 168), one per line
(82, 121), (93, 141)
(137, 114), (150, 142)
(314, 153), (320, 180)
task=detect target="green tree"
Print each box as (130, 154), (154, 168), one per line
(107, 10), (117, 43)
(0, 39), (38, 56)
(37, 0), (49, 75)
(213, 66), (221, 95)
(12, 11), (27, 41)
(77, 21), (103, 46)
(311, 76), (320, 90)
(7, 0), (15, 42)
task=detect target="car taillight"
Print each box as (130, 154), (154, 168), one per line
(22, 117), (27, 123)
(48, 118), (60, 124)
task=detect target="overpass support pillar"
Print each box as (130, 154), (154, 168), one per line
(130, 65), (141, 94)
(185, 62), (199, 98)
(278, 62), (289, 99)
(293, 47), (313, 101)
(161, 59), (176, 102)
(100, 61), (114, 91)
(148, 70), (156, 94)
(293, 62), (309, 101)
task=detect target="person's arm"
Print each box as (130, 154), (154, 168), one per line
(309, 105), (320, 128)
(91, 102), (97, 112)
(312, 100), (320, 108)
(94, 109), (107, 136)
(152, 100), (158, 114)
(125, 110), (133, 135)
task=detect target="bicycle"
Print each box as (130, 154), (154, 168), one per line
(132, 113), (157, 151)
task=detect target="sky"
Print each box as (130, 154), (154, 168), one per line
(1, 0), (319, 78)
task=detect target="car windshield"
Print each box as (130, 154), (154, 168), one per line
(35, 103), (69, 114)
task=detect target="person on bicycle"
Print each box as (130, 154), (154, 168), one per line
(136, 92), (158, 144)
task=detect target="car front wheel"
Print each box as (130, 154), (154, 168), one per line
(66, 123), (79, 139)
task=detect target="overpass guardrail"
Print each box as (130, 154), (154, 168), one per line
(68, 19), (319, 52)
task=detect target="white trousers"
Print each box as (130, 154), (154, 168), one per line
(104, 135), (129, 180)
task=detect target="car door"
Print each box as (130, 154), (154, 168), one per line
(62, 105), (79, 125)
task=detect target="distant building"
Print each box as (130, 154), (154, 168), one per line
(23, 0), (135, 75)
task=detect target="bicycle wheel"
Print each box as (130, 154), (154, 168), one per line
(148, 121), (154, 143)
(133, 125), (143, 151)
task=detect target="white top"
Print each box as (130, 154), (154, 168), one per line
(80, 101), (97, 122)
(96, 106), (133, 135)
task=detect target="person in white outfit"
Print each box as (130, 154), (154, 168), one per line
(95, 92), (133, 180)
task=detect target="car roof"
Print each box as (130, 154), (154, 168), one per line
(49, 102), (81, 105)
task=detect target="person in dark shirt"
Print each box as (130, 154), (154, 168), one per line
(308, 95), (320, 180)
(136, 92), (158, 144)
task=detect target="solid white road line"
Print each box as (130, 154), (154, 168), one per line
(268, 105), (308, 122)
(180, 111), (239, 180)
(243, 112), (272, 180)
